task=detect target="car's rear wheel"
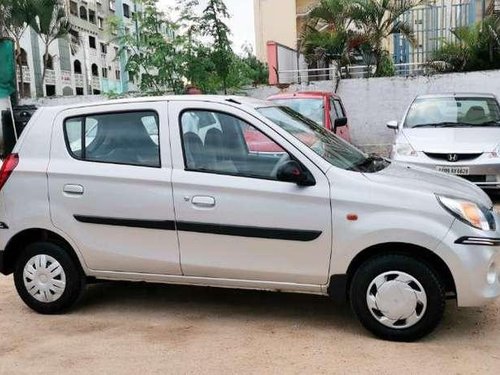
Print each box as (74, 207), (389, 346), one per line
(350, 254), (446, 342)
(14, 241), (85, 314)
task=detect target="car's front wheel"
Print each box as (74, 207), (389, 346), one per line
(14, 241), (85, 314)
(350, 254), (446, 342)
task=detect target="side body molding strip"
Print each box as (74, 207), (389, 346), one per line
(74, 215), (322, 242)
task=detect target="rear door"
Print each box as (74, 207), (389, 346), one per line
(168, 100), (332, 285)
(48, 101), (181, 275)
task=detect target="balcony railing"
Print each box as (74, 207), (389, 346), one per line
(74, 73), (84, 87)
(44, 69), (56, 84)
(16, 66), (31, 82)
(91, 76), (101, 89)
(60, 70), (72, 85)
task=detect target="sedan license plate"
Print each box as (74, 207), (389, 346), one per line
(435, 166), (470, 175)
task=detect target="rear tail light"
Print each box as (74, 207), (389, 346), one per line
(0, 153), (19, 191)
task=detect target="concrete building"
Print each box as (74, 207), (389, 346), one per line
(16, 0), (139, 98)
(253, 0), (318, 63)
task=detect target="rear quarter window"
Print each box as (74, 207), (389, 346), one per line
(64, 111), (160, 168)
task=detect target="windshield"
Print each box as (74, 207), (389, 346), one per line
(271, 98), (325, 126)
(405, 97), (500, 128)
(258, 106), (387, 172)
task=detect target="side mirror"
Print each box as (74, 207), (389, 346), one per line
(386, 120), (398, 130)
(276, 160), (315, 186)
(334, 117), (348, 131)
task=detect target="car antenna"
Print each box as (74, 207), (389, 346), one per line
(225, 98), (241, 105)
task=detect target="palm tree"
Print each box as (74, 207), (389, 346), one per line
(30, 0), (70, 93)
(0, 0), (36, 98)
(349, 0), (424, 76)
(300, 0), (358, 79)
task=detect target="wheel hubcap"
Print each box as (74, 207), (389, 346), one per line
(366, 271), (427, 329)
(23, 254), (66, 303)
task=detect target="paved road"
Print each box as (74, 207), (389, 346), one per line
(0, 199), (498, 374)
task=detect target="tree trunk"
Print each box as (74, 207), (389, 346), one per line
(15, 37), (24, 99)
(41, 42), (49, 96)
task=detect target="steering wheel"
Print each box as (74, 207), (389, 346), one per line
(270, 153), (291, 179)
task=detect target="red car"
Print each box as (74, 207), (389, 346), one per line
(245, 91), (351, 153)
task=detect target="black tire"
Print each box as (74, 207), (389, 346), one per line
(14, 241), (86, 314)
(350, 254), (445, 342)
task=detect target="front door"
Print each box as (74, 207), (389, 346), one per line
(168, 100), (332, 285)
(48, 101), (182, 275)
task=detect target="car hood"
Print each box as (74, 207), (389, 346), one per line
(401, 128), (500, 153)
(364, 162), (493, 208)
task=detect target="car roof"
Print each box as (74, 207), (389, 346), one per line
(43, 95), (276, 113)
(268, 91), (340, 100)
(416, 93), (497, 99)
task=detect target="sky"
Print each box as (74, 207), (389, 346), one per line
(158, 0), (256, 54)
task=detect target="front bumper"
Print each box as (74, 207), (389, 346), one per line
(437, 214), (500, 307)
(393, 154), (500, 189)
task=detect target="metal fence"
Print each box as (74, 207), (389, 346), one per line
(394, 0), (476, 65)
(278, 62), (439, 83)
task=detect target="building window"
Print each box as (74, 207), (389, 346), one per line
(45, 85), (56, 97)
(19, 48), (28, 66)
(115, 69), (120, 80)
(102, 67), (108, 78)
(89, 36), (96, 49)
(91, 64), (99, 77)
(123, 3), (130, 18)
(114, 47), (119, 59)
(73, 60), (82, 74)
(109, 0), (115, 11)
(128, 71), (134, 83)
(88, 9), (96, 24)
(69, 1), (78, 16)
(76, 87), (84, 95)
(69, 29), (79, 44)
(100, 43), (107, 54)
(44, 54), (54, 70)
(79, 6), (87, 20)
(98, 17), (104, 29)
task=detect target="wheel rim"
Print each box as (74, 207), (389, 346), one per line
(366, 271), (427, 329)
(23, 254), (67, 303)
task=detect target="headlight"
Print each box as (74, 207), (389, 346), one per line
(437, 195), (496, 231)
(394, 143), (417, 157)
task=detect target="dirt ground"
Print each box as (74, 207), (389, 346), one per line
(1, 202), (499, 375)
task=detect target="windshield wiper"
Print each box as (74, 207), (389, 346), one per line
(349, 154), (387, 172)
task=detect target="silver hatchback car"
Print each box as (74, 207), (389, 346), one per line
(388, 93), (500, 190)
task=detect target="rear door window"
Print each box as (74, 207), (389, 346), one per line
(64, 111), (160, 167)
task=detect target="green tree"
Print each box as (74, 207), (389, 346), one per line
(431, 15), (500, 72)
(110, 0), (185, 94)
(349, 0), (422, 76)
(199, 0), (233, 93)
(302, 0), (422, 78)
(30, 0), (70, 92)
(0, 0), (36, 98)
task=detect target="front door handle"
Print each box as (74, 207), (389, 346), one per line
(191, 196), (216, 208)
(63, 184), (84, 195)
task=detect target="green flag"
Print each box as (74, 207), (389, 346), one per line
(0, 38), (16, 98)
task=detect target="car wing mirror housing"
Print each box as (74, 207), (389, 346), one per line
(277, 160), (315, 186)
(334, 117), (348, 131)
(386, 120), (399, 130)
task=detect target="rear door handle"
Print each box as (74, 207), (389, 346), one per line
(63, 184), (84, 195)
(191, 196), (216, 208)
